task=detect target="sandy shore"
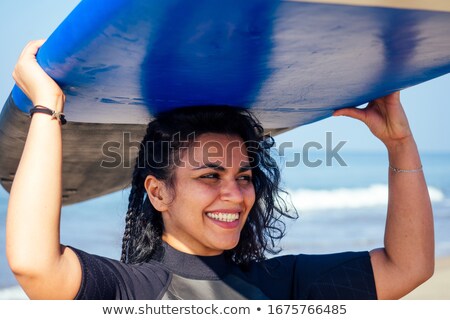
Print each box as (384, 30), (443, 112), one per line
(403, 256), (450, 300)
(1, 256), (449, 300)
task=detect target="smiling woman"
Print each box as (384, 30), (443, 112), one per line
(121, 106), (293, 265)
(145, 133), (256, 257)
(6, 40), (434, 300)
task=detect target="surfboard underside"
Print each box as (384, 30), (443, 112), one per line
(2, 0), (450, 204)
(0, 97), (146, 204)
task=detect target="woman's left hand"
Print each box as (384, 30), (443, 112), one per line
(333, 92), (413, 148)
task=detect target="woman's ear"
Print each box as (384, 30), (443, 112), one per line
(144, 175), (169, 212)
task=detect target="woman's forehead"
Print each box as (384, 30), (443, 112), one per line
(180, 133), (250, 168)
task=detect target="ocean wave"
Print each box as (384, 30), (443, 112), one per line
(0, 286), (27, 300)
(286, 184), (445, 211)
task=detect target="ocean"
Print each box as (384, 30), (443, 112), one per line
(1, 151), (449, 299)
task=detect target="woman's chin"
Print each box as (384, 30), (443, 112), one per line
(210, 236), (240, 252)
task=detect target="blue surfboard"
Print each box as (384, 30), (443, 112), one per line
(1, 0), (450, 204)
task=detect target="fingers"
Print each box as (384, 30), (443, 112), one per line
(380, 91), (400, 102)
(333, 107), (366, 123)
(12, 39), (65, 111)
(13, 39), (45, 82)
(371, 91), (401, 110)
(18, 39), (46, 61)
(333, 91), (401, 123)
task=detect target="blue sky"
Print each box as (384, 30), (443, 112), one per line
(1, 0), (449, 153)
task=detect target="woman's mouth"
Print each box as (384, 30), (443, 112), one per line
(206, 212), (240, 222)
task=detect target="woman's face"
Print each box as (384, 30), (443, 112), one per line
(155, 133), (256, 256)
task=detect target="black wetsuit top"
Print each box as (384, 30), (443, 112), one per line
(72, 243), (377, 300)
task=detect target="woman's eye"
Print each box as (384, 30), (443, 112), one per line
(237, 175), (252, 183)
(200, 173), (219, 179)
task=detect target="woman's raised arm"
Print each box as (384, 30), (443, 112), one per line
(334, 92), (434, 299)
(6, 40), (81, 299)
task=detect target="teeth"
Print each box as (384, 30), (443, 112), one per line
(206, 212), (239, 222)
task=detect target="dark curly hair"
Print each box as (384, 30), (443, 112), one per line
(120, 106), (297, 265)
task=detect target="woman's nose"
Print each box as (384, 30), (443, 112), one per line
(220, 179), (244, 203)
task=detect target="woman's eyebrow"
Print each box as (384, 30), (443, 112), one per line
(238, 163), (252, 172)
(193, 162), (252, 172)
(193, 162), (226, 171)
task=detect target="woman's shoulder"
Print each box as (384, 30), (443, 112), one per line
(69, 246), (171, 299)
(241, 251), (376, 299)
(261, 251), (373, 277)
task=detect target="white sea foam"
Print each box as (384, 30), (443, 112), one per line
(287, 184), (445, 211)
(0, 286), (27, 300)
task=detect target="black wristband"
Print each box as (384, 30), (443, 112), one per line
(29, 105), (67, 125)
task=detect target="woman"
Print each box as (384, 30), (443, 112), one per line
(6, 40), (434, 299)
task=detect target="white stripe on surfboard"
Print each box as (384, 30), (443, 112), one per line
(285, 0), (450, 13)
